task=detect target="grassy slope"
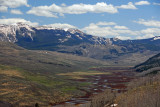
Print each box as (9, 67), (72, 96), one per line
(0, 42), (108, 74)
(0, 42), (109, 106)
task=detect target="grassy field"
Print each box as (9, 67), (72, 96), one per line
(0, 64), (97, 106)
(57, 70), (110, 79)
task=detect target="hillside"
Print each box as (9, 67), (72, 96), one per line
(89, 53), (160, 107)
(0, 42), (108, 73)
(0, 42), (110, 106)
(135, 53), (160, 75)
(115, 73), (160, 107)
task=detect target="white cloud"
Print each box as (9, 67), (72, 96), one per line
(10, 9), (23, 14)
(114, 29), (139, 36)
(96, 21), (116, 26)
(141, 28), (160, 34)
(81, 22), (160, 39)
(153, 2), (160, 6)
(27, 2), (118, 18)
(82, 24), (118, 37)
(44, 23), (77, 29)
(134, 19), (160, 27)
(116, 36), (131, 40)
(0, 0), (29, 8)
(0, 18), (39, 26)
(27, 6), (58, 18)
(135, 28), (160, 39)
(135, 1), (150, 5)
(0, 0), (29, 13)
(116, 2), (137, 9)
(0, 6), (8, 12)
(136, 34), (154, 39)
(81, 22), (138, 37)
(82, 22), (160, 39)
(114, 25), (128, 29)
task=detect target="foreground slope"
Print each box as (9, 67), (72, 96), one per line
(115, 54), (160, 107)
(90, 53), (160, 107)
(115, 73), (160, 107)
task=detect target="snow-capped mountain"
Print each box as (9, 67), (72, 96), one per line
(0, 23), (160, 61)
(0, 23), (35, 43)
(0, 23), (116, 45)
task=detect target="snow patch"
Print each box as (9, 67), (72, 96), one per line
(153, 36), (160, 40)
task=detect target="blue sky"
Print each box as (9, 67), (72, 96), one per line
(0, 0), (160, 39)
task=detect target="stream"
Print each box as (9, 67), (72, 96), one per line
(53, 67), (135, 107)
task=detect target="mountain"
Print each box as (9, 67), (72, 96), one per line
(0, 23), (110, 45)
(0, 23), (160, 65)
(0, 23), (34, 43)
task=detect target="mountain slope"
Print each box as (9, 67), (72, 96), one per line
(0, 42), (108, 73)
(135, 53), (160, 73)
(0, 23), (160, 63)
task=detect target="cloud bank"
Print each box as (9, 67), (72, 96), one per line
(27, 2), (118, 18)
(10, 9), (23, 14)
(134, 19), (160, 27)
(43, 23), (77, 30)
(135, 1), (150, 5)
(116, 2), (137, 9)
(0, 0), (29, 12)
(0, 18), (38, 26)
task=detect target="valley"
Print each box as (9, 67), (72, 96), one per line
(0, 42), (137, 106)
(0, 63), (135, 106)
(0, 0), (160, 106)
(0, 24), (160, 107)
(54, 66), (135, 107)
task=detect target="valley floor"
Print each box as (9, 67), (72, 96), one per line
(43, 66), (136, 107)
(0, 65), (136, 107)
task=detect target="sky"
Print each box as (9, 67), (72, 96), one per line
(0, 0), (160, 40)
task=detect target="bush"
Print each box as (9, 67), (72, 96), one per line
(90, 89), (116, 107)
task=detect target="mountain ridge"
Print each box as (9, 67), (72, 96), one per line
(0, 23), (160, 64)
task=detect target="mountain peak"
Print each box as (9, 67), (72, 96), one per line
(36, 25), (65, 30)
(0, 23), (35, 42)
(67, 28), (85, 34)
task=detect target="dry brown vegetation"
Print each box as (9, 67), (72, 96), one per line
(0, 65), (85, 106)
(115, 73), (160, 107)
(89, 70), (160, 107)
(57, 71), (110, 79)
(0, 69), (24, 78)
(90, 89), (117, 107)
